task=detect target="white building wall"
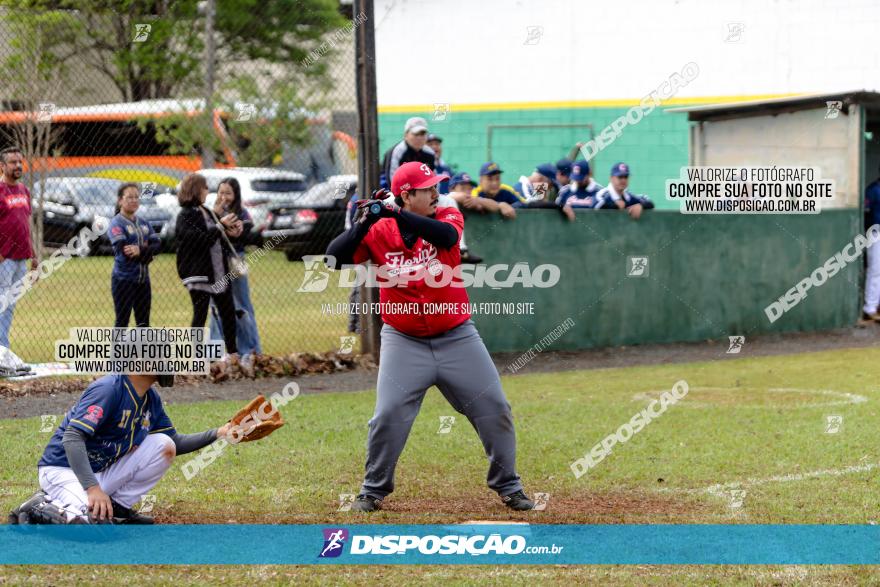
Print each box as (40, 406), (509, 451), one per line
(375, 0), (880, 107)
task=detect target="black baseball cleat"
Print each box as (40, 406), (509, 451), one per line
(350, 494), (383, 513)
(111, 500), (154, 524)
(501, 490), (535, 511)
(8, 490), (48, 525)
(459, 250), (483, 264)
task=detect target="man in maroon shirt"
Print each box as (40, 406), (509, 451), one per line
(0, 147), (38, 349)
(325, 162), (533, 512)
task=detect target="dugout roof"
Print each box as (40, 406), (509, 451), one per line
(668, 90), (880, 122)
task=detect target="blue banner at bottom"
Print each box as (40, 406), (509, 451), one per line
(0, 525), (877, 565)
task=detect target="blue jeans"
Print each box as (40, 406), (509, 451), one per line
(0, 259), (28, 348)
(209, 270), (262, 355)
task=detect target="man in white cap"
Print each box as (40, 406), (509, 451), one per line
(381, 117), (437, 184)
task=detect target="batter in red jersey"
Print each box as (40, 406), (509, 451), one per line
(326, 161), (533, 512)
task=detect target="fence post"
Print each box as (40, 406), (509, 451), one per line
(355, 0), (381, 362)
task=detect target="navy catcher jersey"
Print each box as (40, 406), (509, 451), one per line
(38, 374), (175, 472)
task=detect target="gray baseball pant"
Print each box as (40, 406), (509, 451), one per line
(360, 319), (523, 499)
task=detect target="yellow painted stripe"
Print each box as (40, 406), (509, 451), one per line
(377, 93), (801, 114)
(70, 419), (95, 432)
(87, 169), (181, 187)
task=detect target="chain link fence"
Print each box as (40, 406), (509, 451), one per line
(0, 1), (364, 363)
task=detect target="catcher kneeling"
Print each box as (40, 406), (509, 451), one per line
(8, 373), (283, 525)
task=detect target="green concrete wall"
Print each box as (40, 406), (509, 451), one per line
(378, 106), (689, 209)
(462, 209), (862, 353)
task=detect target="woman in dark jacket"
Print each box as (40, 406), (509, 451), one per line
(208, 177), (262, 358)
(175, 173), (242, 357)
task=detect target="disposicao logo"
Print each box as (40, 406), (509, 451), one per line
(319, 528), (349, 558)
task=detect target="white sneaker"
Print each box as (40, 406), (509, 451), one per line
(218, 352), (240, 364)
(0, 345), (32, 376)
(240, 353), (255, 377)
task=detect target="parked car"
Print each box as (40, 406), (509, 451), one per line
(153, 189), (181, 251)
(36, 177), (172, 256)
(262, 175), (356, 261)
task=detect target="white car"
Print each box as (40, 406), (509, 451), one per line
(158, 167), (309, 247)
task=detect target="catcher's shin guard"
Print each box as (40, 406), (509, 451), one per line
(29, 499), (88, 525)
(8, 490), (48, 525)
(14, 494), (89, 525)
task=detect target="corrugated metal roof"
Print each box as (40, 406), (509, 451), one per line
(667, 90), (880, 121)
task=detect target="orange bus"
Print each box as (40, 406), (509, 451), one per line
(0, 99), (237, 188)
(0, 99), (358, 188)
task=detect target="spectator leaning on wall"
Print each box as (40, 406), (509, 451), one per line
(513, 163), (558, 204)
(436, 173), (481, 264)
(556, 159), (573, 188)
(556, 160), (604, 221)
(448, 172), (477, 198)
(449, 162), (521, 220)
(381, 117), (436, 182)
(594, 162), (654, 220)
(862, 166), (880, 321)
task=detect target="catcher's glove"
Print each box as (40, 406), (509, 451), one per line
(228, 394), (284, 443)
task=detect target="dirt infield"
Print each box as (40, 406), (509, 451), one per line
(149, 489), (709, 525)
(2, 323), (878, 420)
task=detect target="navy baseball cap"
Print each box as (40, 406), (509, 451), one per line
(480, 162), (503, 176)
(449, 172), (477, 188)
(536, 163), (557, 182)
(611, 162), (631, 177)
(570, 160), (590, 181)
(556, 159), (573, 176)
(426, 133), (442, 143)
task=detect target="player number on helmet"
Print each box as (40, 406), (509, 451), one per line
(420, 164), (431, 176)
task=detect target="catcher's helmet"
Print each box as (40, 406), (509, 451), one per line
(156, 374), (175, 388)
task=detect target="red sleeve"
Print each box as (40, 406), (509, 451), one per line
(353, 229), (373, 264)
(435, 206), (464, 244)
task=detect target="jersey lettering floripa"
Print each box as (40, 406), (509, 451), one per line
(38, 374), (175, 472)
(354, 206), (470, 337)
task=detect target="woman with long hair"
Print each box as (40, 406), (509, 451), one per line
(174, 173), (241, 358)
(208, 178), (262, 359)
(109, 183), (160, 327)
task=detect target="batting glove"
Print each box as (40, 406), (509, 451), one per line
(355, 191), (400, 224)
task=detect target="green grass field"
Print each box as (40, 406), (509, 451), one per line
(1, 346), (879, 583)
(7, 251), (352, 362)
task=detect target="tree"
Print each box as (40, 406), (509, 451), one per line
(2, 0), (346, 101)
(139, 75), (317, 169)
